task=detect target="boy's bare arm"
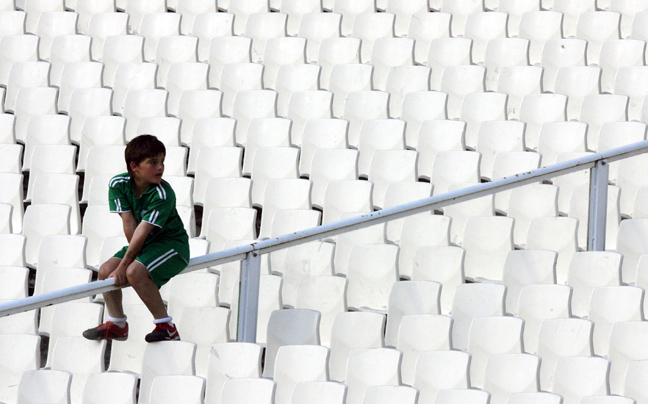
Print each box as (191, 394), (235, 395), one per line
(119, 212), (138, 242)
(110, 220), (156, 286)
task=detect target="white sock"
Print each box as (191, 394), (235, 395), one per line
(153, 316), (174, 327)
(107, 315), (127, 328)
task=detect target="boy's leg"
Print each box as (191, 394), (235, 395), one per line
(98, 257), (125, 318)
(125, 260), (168, 319)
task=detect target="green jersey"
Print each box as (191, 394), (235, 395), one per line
(108, 173), (190, 263)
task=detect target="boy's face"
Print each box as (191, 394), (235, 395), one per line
(131, 153), (165, 185)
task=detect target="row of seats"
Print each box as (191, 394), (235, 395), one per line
(3, 301), (648, 404)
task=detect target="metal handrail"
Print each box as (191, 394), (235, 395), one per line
(3, 140), (648, 341)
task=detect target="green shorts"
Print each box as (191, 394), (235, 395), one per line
(113, 242), (189, 288)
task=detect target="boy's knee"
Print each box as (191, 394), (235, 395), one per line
(98, 263), (113, 280)
(126, 263), (149, 285)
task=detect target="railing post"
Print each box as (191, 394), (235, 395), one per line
(237, 250), (261, 342)
(588, 159), (609, 251)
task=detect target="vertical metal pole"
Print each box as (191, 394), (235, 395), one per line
(588, 159), (609, 251)
(237, 251), (261, 342)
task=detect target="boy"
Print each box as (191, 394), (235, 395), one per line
(83, 134), (190, 342)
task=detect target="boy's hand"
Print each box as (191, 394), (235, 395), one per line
(110, 267), (128, 287)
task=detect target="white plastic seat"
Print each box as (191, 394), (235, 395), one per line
(614, 66), (648, 121)
(385, 281), (442, 348)
(435, 389), (490, 404)
(0, 203), (12, 233)
(32, 174), (81, 235)
(22, 204), (71, 267)
(333, 211), (385, 276)
(249, 146), (299, 206)
(207, 36), (252, 90)
(0, 173), (23, 233)
(345, 348), (401, 404)
(139, 341), (197, 404)
(537, 317), (593, 391)
(165, 62), (209, 117)
(220, 378), (276, 404)
(567, 251), (622, 318)
(476, 120), (526, 181)
(589, 286), (644, 357)
(483, 353), (540, 404)
(262, 37), (306, 90)
(86, 13), (128, 62)
(50, 336), (106, 404)
(408, 12), (451, 65)
(440, 65), (485, 120)
(537, 122), (588, 167)
(0, 236), (26, 270)
(615, 219), (648, 283)
(441, 0), (484, 36)
(460, 92), (508, 150)
(321, 179), (371, 225)
(553, 0), (597, 38)
(68, 87), (113, 144)
(0, 10), (26, 38)
(427, 37), (473, 91)
(413, 350), (469, 404)
(599, 39), (645, 95)
(4, 61), (50, 114)
(508, 184), (559, 248)
(541, 39), (587, 94)
(81, 371), (137, 404)
(275, 63), (320, 118)
(81, 204), (124, 268)
(258, 179), (312, 239)
(310, 148), (357, 210)
(416, 120), (465, 181)
(518, 11), (563, 66)
(192, 147), (242, 206)
(101, 35), (145, 89)
(343, 90), (389, 148)
(57, 61), (103, 114)
(431, 151), (481, 196)
(518, 94), (567, 151)
(176, 0), (217, 35)
(204, 342), (263, 404)
(611, 0), (648, 37)
(525, 217), (578, 285)
(317, 37), (361, 90)
(484, 38), (531, 93)
(362, 385), (418, 404)
(370, 37), (414, 91)
(80, 144), (126, 203)
(383, 182), (435, 245)
(299, 118), (347, 177)
(385, 66), (431, 120)
(193, 13), (234, 62)
(263, 309), (321, 378)
(242, 118), (292, 176)
(451, 283), (506, 351)
(287, 92), (333, 146)
(357, 119), (405, 178)
(298, 12), (341, 64)
(0, 113), (15, 143)
(411, 246), (465, 315)
(464, 12), (508, 65)
(401, 91), (448, 150)
(553, 152), (593, 215)
(328, 63), (372, 119)
(136, 117), (180, 147)
(0, 265), (28, 299)
(554, 66), (601, 121)
(608, 321), (648, 395)
(154, 35), (199, 88)
(232, 89), (277, 146)
(351, 12), (394, 65)
(550, 356), (610, 404)
(186, 118), (235, 173)
(618, 155), (648, 218)
(35, 11), (77, 62)
(280, 0), (321, 37)
(17, 369), (72, 404)
(200, 207), (256, 252)
(122, 88), (168, 142)
(22, 114), (71, 173)
(179, 307), (229, 377)
(148, 375), (205, 404)
(267, 209), (321, 276)
(368, 149), (417, 210)
(166, 272), (219, 321)
(463, 216), (514, 282)
(497, 66), (543, 120)
(35, 234), (87, 295)
(503, 249), (557, 315)
(14, 86), (58, 143)
(624, 360), (648, 404)
(517, 284), (572, 355)
(110, 62), (156, 116)
(0, 34), (39, 87)
(229, 0), (269, 35)
(333, 0), (375, 37)
(273, 344), (329, 404)
(124, 0), (165, 34)
(575, 11), (621, 65)
(246, 12), (288, 63)
(46, 302), (103, 368)
(291, 381), (347, 404)
(498, 0), (540, 36)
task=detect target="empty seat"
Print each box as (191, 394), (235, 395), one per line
(4, 61), (50, 113)
(230, 0), (269, 35)
(111, 63), (156, 116)
(416, 120), (465, 181)
(345, 348), (401, 404)
(441, 0), (484, 36)
(589, 286), (644, 356)
(317, 37), (362, 89)
(14, 86), (58, 143)
(435, 389), (490, 404)
(204, 342), (263, 404)
(428, 37), (473, 91)
(273, 344), (329, 404)
(298, 12), (342, 64)
(246, 12), (288, 63)
(567, 251), (622, 318)
(554, 66), (601, 121)
(537, 121), (588, 167)
(333, 0), (375, 36)
(68, 87), (113, 144)
(451, 283), (506, 351)
(408, 12), (451, 65)
(483, 353), (540, 404)
(550, 356), (610, 404)
(328, 63), (373, 119)
(385, 281), (442, 348)
(518, 11), (563, 66)
(411, 246), (465, 315)
(208, 36), (252, 90)
(262, 37), (306, 90)
(615, 66), (648, 121)
(352, 12), (394, 65)
(497, 66), (543, 120)
(370, 37), (414, 91)
(554, 0), (597, 38)
(542, 39), (587, 94)
(460, 92), (508, 150)
(291, 381), (347, 404)
(477, 120), (526, 181)
(608, 321), (648, 395)
(232, 89), (277, 146)
(193, 13), (234, 62)
(599, 39), (645, 95)
(154, 35), (198, 87)
(431, 151), (481, 197)
(17, 369), (72, 404)
(617, 219), (648, 283)
(440, 65), (485, 120)
(413, 350), (470, 404)
(139, 341), (197, 404)
(483, 38), (530, 92)
(519, 94), (567, 151)
(464, 12), (508, 65)
(0, 34), (39, 87)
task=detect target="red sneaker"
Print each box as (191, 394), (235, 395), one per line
(145, 322), (181, 342)
(82, 321), (129, 341)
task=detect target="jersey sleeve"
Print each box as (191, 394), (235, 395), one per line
(108, 176), (132, 213)
(141, 183), (176, 228)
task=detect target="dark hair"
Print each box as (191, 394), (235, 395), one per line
(125, 134), (166, 177)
